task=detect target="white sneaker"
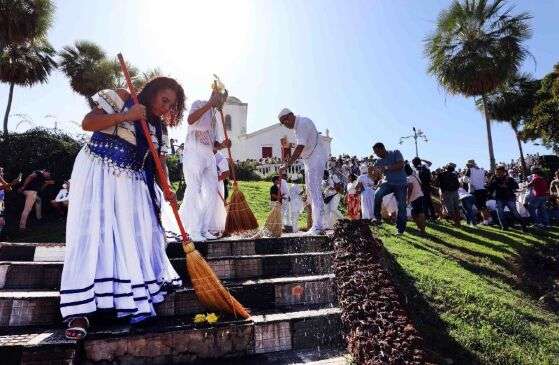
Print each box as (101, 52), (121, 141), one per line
(190, 233), (206, 242)
(202, 231), (218, 240)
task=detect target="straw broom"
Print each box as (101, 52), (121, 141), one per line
(264, 189), (283, 237)
(212, 80), (258, 235)
(117, 54), (249, 319)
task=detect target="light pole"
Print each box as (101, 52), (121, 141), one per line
(399, 127), (428, 157)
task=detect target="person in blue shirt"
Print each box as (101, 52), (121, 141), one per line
(372, 142), (408, 235)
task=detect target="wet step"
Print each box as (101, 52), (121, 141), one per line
(0, 235), (332, 262)
(0, 307), (342, 364)
(0, 274), (336, 327)
(0, 252), (334, 290)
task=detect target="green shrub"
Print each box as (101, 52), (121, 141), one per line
(0, 128), (83, 180)
(166, 154), (183, 183)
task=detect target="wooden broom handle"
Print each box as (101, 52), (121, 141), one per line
(217, 108), (238, 185)
(117, 53), (190, 243)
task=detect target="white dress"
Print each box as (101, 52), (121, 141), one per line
(288, 184), (304, 232)
(322, 175), (342, 229)
(357, 174), (375, 219)
(60, 90), (181, 323)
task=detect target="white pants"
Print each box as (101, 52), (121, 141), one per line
(179, 145), (218, 236)
(303, 146), (328, 231)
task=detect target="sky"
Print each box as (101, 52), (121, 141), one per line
(1, 0), (557, 169)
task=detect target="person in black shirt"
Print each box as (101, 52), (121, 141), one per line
(487, 165), (526, 231)
(412, 157), (436, 220)
(436, 163), (461, 226)
(17, 169), (51, 230)
(270, 175), (281, 202)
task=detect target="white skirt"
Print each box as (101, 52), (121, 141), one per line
(207, 181), (227, 234)
(60, 147), (182, 323)
(360, 188), (375, 219)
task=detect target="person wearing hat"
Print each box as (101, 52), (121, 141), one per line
(487, 165), (526, 231)
(278, 108), (328, 235)
(436, 163), (461, 226)
(412, 157), (436, 221)
(465, 159), (491, 225)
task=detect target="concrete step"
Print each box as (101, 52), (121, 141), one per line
(0, 274), (336, 327)
(0, 235), (332, 262)
(0, 252), (334, 290)
(0, 307), (342, 364)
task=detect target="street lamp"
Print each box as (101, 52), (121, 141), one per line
(399, 127), (428, 157)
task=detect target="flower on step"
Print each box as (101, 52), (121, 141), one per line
(206, 313), (219, 324)
(193, 314), (207, 324)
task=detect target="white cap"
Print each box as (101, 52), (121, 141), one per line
(278, 108), (293, 120)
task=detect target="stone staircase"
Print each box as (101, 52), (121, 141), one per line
(0, 235), (345, 364)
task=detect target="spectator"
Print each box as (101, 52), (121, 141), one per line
(436, 163), (461, 226)
(406, 164), (426, 235)
(372, 143), (407, 235)
(487, 165), (526, 231)
(51, 180), (70, 216)
(465, 160), (491, 225)
(270, 175), (281, 203)
(526, 166), (550, 229)
(356, 164), (375, 221)
(346, 173), (361, 220)
(457, 183), (477, 227)
(18, 169), (52, 230)
(412, 157), (436, 221)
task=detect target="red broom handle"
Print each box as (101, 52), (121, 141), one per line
(117, 53), (189, 243)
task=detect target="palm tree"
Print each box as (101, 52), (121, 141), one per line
(0, 0), (54, 47)
(136, 67), (163, 89)
(0, 38), (56, 135)
(425, 0), (532, 170)
(59, 40), (115, 107)
(479, 74), (540, 176)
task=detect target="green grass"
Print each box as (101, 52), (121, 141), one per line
(7, 180), (559, 364)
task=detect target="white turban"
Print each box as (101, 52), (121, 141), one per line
(278, 108), (293, 120)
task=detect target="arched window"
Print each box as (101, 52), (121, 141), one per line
(224, 114), (232, 131)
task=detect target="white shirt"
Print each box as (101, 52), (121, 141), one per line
(468, 167), (486, 191)
(280, 179), (289, 198)
(187, 100), (224, 147)
(294, 116), (319, 159)
(54, 188), (69, 202)
(347, 181), (358, 194)
(407, 175), (423, 202)
(457, 187), (472, 200)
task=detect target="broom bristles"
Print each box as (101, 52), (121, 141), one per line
(225, 185), (258, 235)
(264, 202), (283, 237)
(183, 243), (250, 319)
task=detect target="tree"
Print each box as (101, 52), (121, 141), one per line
(0, 0), (54, 47)
(0, 38), (57, 135)
(58, 40), (115, 107)
(59, 41), (142, 106)
(523, 64), (559, 153)
(425, 0), (532, 170)
(479, 74), (540, 176)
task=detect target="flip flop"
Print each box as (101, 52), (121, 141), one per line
(65, 317), (89, 340)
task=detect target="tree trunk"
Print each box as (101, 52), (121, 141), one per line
(513, 125), (527, 178)
(3, 82), (15, 136)
(481, 95), (496, 171)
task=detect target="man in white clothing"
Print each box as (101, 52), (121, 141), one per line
(465, 159), (491, 224)
(179, 91), (230, 241)
(278, 108), (327, 235)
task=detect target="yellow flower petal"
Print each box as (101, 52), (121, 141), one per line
(193, 314), (207, 324)
(206, 313), (219, 324)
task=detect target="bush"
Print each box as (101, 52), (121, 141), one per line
(0, 128), (83, 180)
(234, 160), (262, 181)
(166, 154), (183, 183)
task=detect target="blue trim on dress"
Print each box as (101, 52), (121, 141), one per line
(87, 132), (146, 172)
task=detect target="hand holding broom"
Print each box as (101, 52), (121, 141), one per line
(117, 54), (249, 319)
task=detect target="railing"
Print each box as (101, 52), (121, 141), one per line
(255, 162), (304, 179)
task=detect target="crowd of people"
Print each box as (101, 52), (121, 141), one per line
(1, 74), (557, 342)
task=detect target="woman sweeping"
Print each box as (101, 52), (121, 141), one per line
(60, 77), (186, 340)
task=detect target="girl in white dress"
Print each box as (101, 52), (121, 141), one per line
(357, 164), (376, 220)
(61, 78), (185, 340)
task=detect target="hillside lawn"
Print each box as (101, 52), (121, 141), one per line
(8, 180), (559, 364)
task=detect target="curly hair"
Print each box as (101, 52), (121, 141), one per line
(138, 76), (186, 127)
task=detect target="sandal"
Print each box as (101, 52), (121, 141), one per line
(65, 316), (89, 340)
